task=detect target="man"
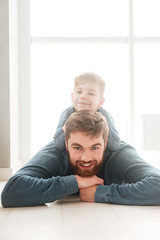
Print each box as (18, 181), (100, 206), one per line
(1, 110), (160, 207)
(65, 110), (109, 202)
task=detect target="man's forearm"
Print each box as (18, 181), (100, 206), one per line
(1, 174), (78, 207)
(95, 176), (160, 205)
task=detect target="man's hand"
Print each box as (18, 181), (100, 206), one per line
(75, 175), (104, 189)
(79, 185), (98, 202)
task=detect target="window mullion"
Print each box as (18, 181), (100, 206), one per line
(129, 0), (135, 146)
(31, 37), (128, 44)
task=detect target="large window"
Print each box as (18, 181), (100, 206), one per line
(29, 0), (160, 164)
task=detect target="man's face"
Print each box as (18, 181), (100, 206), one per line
(65, 132), (107, 177)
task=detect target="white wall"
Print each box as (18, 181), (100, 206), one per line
(0, 0), (19, 180)
(9, 0), (19, 168)
(0, 0), (10, 171)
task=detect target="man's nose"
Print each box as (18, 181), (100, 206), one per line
(80, 150), (92, 161)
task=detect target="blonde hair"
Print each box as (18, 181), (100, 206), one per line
(74, 72), (106, 97)
(65, 110), (109, 140)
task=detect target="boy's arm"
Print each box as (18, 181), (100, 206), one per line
(99, 107), (121, 151)
(95, 143), (160, 205)
(1, 140), (78, 207)
(53, 106), (75, 151)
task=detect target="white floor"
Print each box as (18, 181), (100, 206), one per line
(0, 181), (160, 240)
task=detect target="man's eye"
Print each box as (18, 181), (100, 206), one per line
(74, 147), (82, 150)
(92, 146), (99, 150)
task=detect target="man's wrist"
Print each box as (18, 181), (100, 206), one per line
(61, 175), (79, 196)
(95, 185), (110, 203)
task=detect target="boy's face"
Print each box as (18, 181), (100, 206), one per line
(71, 82), (105, 111)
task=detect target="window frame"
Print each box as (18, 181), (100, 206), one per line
(19, 0), (160, 161)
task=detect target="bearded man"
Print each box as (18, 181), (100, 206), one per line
(2, 110), (160, 207)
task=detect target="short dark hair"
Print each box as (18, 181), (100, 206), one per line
(65, 110), (109, 140)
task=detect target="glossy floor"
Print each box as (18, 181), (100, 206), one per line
(0, 181), (160, 240)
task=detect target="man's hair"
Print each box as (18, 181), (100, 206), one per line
(65, 110), (109, 140)
(74, 72), (106, 97)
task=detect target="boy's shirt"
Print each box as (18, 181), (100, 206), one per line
(54, 106), (121, 152)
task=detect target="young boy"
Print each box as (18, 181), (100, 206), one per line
(54, 72), (121, 151)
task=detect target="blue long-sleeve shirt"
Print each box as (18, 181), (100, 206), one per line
(2, 141), (160, 207)
(54, 106), (121, 151)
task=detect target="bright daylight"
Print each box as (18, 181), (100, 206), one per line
(0, 1), (160, 240)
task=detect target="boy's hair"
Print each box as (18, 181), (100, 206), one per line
(65, 110), (109, 141)
(74, 72), (106, 97)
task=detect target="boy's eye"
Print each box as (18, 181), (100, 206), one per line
(76, 90), (82, 94)
(88, 92), (95, 96)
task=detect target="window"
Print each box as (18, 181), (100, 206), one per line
(134, 0), (160, 164)
(27, 0), (160, 164)
(31, 0), (128, 37)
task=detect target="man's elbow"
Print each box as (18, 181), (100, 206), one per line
(148, 176), (160, 206)
(1, 187), (11, 208)
(1, 176), (22, 208)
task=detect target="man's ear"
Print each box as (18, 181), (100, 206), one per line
(65, 137), (68, 150)
(98, 97), (105, 108)
(104, 139), (108, 149)
(71, 92), (73, 103)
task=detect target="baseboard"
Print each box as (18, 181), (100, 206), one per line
(0, 160), (26, 181)
(0, 168), (13, 181)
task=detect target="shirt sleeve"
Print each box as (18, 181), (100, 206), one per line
(99, 108), (121, 151)
(95, 143), (160, 205)
(53, 106), (75, 151)
(1, 140), (78, 207)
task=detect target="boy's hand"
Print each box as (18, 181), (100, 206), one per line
(79, 185), (98, 202)
(75, 175), (104, 189)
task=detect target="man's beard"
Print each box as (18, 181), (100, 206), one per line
(67, 152), (105, 177)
